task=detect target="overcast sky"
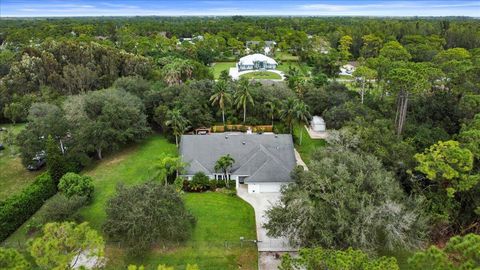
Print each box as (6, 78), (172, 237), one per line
(1, 0), (479, 17)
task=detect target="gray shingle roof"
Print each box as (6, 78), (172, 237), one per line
(179, 133), (296, 183)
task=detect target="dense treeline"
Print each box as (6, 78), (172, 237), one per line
(1, 17), (479, 51)
(0, 16), (480, 267)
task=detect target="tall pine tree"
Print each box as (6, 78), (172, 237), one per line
(46, 135), (66, 183)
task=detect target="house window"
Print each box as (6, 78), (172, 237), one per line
(215, 174), (231, 180)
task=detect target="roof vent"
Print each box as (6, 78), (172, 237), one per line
(274, 134), (278, 138)
(225, 135), (229, 139)
(242, 141), (246, 145)
(276, 146), (279, 150)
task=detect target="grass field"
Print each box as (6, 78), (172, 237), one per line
(276, 62), (301, 73)
(275, 51), (299, 61)
(118, 193), (257, 269)
(0, 123), (42, 201)
(211, 62), (236, 79)
(3, 134), (257, 269)
(293, 125), (326, 165)
(240, 71), (282, 80)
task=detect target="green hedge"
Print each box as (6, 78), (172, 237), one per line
(0, 173), (57, 241)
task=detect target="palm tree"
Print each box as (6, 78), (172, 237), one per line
(214, 154), (235, 188)
(235, 78), (255, 123)
(280, 97), (297, 134)
(165, 109), (190, 147)
(162, 58), (194, 86)
(152, 155), (185, 186)
(265, 100), (278, 127)
(294, 100), (311, 145)
(210, 80), (232, 126)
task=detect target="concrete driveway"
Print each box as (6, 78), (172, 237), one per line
(237, 184), (293, 252)
(237, 185), (297, 269)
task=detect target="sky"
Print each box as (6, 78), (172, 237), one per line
(1, 0), (479, 17)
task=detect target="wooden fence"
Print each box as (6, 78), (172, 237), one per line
(212, 125), (273, 133)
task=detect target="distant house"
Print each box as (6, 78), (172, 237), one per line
(339, 62), (357, 76)
(178, 35), (204, 45)
(246, 40), (276, 55)
(237, 54), (278, 72)
(179, 133), (296, 193)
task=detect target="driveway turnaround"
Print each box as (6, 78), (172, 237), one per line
(229, 67), (285, 81)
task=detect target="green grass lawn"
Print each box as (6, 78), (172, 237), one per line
(211, 62), (236, 79)
(276, 62), (301, 73)
(3, 134), (257, 269)
(117, 193), (257, 270)
(2, 135), (172, 247)
(293, 124), (326, 165)
(276, 61), (312, 79)
(275, 51), (299, 61)
(0, 123), (42, 201)
(240, 71), (282, 80)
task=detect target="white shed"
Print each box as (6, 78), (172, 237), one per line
(311, 116), (326, 132)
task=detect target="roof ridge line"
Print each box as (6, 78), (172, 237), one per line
(233, 145), (265, 173)
(190, 159), (209, 173)
(257, 144), (291, 173)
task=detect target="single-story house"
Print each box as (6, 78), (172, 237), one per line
(339, 62), (357, 76)
(237, 54), (278, 72)
(179, 133), (296, 193)
(246, 40), (277, 55)
(311, 116), (326, 132)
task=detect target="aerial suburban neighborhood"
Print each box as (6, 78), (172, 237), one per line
(0, 0), (479, 269)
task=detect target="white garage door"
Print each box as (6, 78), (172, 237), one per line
(247, 183), (283, 193)
(259, 183), (282, 193)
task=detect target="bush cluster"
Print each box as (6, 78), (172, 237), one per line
(182, 172), (236, 192)
(0, 173), (56, 241)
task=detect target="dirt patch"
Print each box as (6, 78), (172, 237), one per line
(259, 252), (297, 270)
(237, 248), (258, 270)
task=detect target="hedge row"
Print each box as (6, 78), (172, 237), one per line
(0, 173), (57, 241)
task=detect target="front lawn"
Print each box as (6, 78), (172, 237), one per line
(0, 123), (41, 201)
(211, 62), (236, 79)
(122, 193), (257, 270)
(240, 71), (282, 80)
(3, 134), (257, 269)
(293, 124), (326, 165)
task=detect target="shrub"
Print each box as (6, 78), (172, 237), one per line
(46, 135), (67, 183)
(58, 172), (94, 200)
(189, 172), (210, 192)
(173, 177), (185, 193)
(273, 123), (288, 134)
(103, 182), (195, 254)
(209, 180), (218, 190)
(216, 179), (226, 188)
(0, 173), (57, 241)
(40, 195), (87, 223)
(0, 247), (30, 270)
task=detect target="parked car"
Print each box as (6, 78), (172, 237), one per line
(27, 158), (46, 171)
(27, 151), (47, 171)
(0, 144), (4, 151)
(0, 127), (6, 132)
